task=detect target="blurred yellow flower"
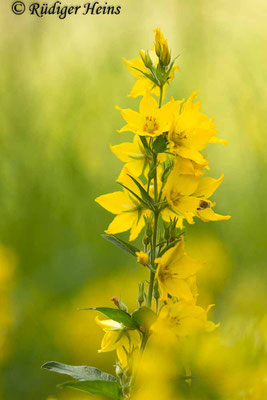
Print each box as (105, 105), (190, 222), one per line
(96, 317), (140, 369)
(155, 236), (202, 302)
(0, 245), (16, 366)
(116, 90), (173, 137)
(152, 302), (219, 339)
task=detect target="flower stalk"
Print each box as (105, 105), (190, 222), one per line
(42, 28), (230, 400)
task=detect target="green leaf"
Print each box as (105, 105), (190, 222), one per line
(131, 66), (159, 86)
(80, 307), (138, 329)
(131, 307), (157, 331)
(101, 234), (140, 257)
(127, 175), (154, 209)
(60, 380), (122, 400)
(118, 182), (147, 207)
(153, 135), (168, 153)
(139, 136), (150, 152)
(42, 361), (117, 382)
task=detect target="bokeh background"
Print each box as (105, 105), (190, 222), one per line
(0, 0), (267, 399)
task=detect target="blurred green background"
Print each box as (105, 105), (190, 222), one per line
(0, 0), (267, 399)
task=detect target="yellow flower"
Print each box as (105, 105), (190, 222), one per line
(152, 302), (219, 338)
(154, 27), (170, 65)
(155, 236), (202, 302)
(96, 317), (141, 369)
(123, 55), (178, 98)
(110, 136), (147, 177)
(95, 168), (151, 241)
(116, 91), (173, 137)
(162, 160), (231, 226)
(111, 136), (166, 178)
(136, 251), (149, 266)
(168, 93), (228, 165)
(176, 155), (209, 177)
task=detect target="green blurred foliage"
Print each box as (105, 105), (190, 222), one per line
(0, 0), (266, 399)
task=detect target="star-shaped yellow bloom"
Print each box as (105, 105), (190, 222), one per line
(123, 54), (178, 98)
(162, 160), (231, 226)
(95, 168), (151, 241)
(111, 136), (167, 178)
(155, 236), (202, 302)
(96, 317), (141, 369)
(152, 302), (219, 339)
(168, 93), (228, 165)
(116, 91), (173, 137)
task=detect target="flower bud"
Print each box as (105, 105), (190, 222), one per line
(161, 40), (171, 66)
(115, 363), (124, 378)
(137, 282), (145, 307)
(144, 216), (153, 239)
(139, 49), (153, 69)
(164, 223), (170, 242)
(136, 251), (149, 266)
(154, 28), (171, 66)
(112, 296), (128, 312)
(154, 27), (163, 57)
(143, 235), (150, 246)
(153, 279), (160, 301)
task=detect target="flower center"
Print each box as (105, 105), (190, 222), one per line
(143, 116), (159, 133)
(158, 266), (173, 282)
(170, 316), (181, 326)
(169, 190), (181, 206)
(171, 130), (187, 145)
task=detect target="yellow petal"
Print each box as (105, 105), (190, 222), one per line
(95, 317), (122, 330)
(95, 191), (133, 214)
(169, 254), (202, 279)
(172, 196), (200, 216)
(128, 77), (154, 98)
(110, 142), (137, 163)
(197, 207), (231, 222)
(117, 166), (143, 197)
(160, 207), (179, 221)
(210, 136), (229, 146)
(123, 57), (147, 79)
(105, 212), (137, 235)
(174, 145), (207, 165)
(99, 330), (120, 353)
(116, 106), (143, 130)
(164, 278), (194, 302)
(126, 159), (146, 177)
(116, 343), (128, 369)
(129, 212), (147, 241)
(156, 237), (185, 267)
(194, 174), (224, 198)
(139, 90), (158, 116)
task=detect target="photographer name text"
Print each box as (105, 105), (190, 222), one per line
(11, 1), (122, 18)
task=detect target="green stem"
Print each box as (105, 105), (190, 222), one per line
(159, 85), (163, 108)
(146, 210), (158, 308)
(129, 82), (164, 398)
(146, 86), (162, 308)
